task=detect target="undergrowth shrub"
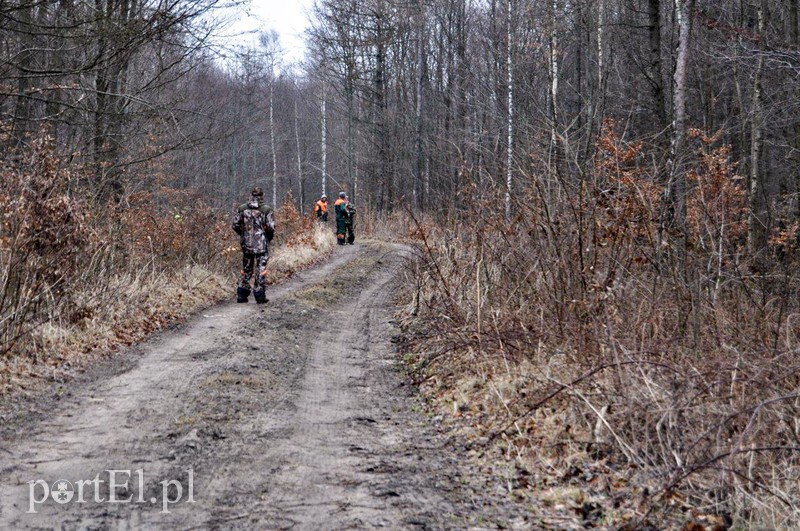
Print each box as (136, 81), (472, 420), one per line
(267, 194), (335, 279)
(400, 122), (800, 528)
(122, 187), (230, 272)
(274, 192), (314, 247)
(0, 134), (98, 359)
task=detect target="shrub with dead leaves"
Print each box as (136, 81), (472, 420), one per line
(399, 123), (800, 529)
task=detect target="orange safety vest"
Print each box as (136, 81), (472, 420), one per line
(315, 200), (328, 213)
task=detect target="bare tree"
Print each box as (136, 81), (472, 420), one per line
(668, 0), (695, 240)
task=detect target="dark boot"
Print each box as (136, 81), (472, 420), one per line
(253, 289), (268, 304)
(237, 287), (250, 303)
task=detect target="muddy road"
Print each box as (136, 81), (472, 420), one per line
(0, 243), (528, 530)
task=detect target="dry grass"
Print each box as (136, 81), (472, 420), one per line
(3, 265), (228, 393)
(397, 127), (800, 529)
(268, 222), (335, 278)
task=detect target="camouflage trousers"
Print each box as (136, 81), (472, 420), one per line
(238, 253), (268, 292)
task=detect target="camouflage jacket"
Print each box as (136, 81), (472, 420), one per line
(232, 201), (275, 254)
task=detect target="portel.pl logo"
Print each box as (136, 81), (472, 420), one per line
(28, 469), (194, 514)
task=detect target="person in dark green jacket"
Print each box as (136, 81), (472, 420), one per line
(334, 191), (349, 246)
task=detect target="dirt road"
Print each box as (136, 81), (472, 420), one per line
(0, 242), (528, 530)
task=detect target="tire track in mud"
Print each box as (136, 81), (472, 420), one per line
(0, 242), (528, 530)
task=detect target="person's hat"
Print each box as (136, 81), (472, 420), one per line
(251, 187), (264, 197)
(321, 194), (327, 199)
(338, 191), (346, 198)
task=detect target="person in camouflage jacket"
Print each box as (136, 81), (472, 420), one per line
(344, 199), (355, 244)
(232, 187), (275, 303)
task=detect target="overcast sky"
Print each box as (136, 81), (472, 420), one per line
(221, 0), (315, 65)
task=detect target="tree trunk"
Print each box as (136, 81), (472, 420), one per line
(414, 0), (426, 212)
(321, 81), (327, 197)
(597, 0), (605, 89)
(270, 83), (278, 208)
(548, 0), (563, 192)
(669, 0), (694, 236)
(93, 0), (134, 201)
(374, 2), (390, 213)
(505, 0), (513, 220)
(13, 0), (34, 147)
(647, 0), (667, 135)
(294, 99), (304, 214)
(790, 0), (800, 221)
(748, 0), (766, 254)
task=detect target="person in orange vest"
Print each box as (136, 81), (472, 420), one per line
(313, 194), (328, 222)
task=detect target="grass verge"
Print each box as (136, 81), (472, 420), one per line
(1, 222), (335, 398)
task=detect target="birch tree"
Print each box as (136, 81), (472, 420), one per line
(295, 98), (305, 213)
(748, 0), (766, 253)
(506, 0), (514, 219)
(270, 83), (278, 207)
(321, 81), (328, 197)
(669, 0), (694, 236)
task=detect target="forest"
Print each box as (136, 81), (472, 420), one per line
(2, 0), (800, 528)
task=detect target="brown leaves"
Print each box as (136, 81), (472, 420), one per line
(121, 186), (230, 268)
(0, 132), (237, 379)
(685, 141), (747, 248)
(0, 133), (100, 358)
(396, 123), (799, 528)
(592, 120), (660, 251)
